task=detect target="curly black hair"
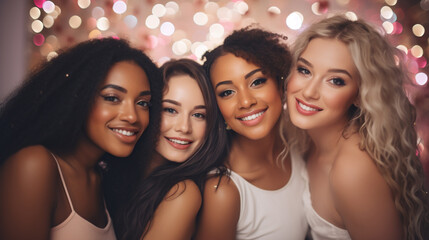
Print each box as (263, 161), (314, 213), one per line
(0, 38), (164, 224)
(203, 25), (292, 93)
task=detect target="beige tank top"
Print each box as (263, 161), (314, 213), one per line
(50, 154), (116, 240)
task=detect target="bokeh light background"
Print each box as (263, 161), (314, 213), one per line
(1, 0), (429, 184)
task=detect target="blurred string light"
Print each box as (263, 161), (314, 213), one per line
(411, 45), (424, 58)
(124, 15), (138, 29)
(194, 12), (208, 26)
(113, 1), (127, 14)
(160, 22), (175, 36)
(152, 4), (167, 17)
(97, 17), (110, 31)
(30, 7), (41, 19)
(267, 6), (281, 15)
(92, 7), (104, 19)
(385, 0), (397, 6)
(32, 20), (44, 33)
(286, 12), (304, 30)
(416, 72), (428, 85)
(146, 15), (160, 29)
(43, 15), (54, 28)
(69, 15), (82, 29)
(42, 1), (55, 14)
(412, 24), (425, 37)
(78, 0), (91, 9)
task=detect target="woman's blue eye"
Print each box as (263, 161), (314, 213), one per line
(330, 78), (346, 86)
(297, 67), (310, 75)
(193, 113), (206, 119)
(251, 78), (267, 87)
(219, 90), (234, 98)
(163, 107), (177, 114)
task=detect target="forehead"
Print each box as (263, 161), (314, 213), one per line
(102, 61), (150, 88)
(301, 38), (356, 72)
(210, 53), (260, 82)
(164, 74), (204, 102)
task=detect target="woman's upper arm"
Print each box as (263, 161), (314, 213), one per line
(0, 146), (58, 240)
(143, 179), (202, 240)
(330, 152), (403, 240)
(194, 175), (240, 240)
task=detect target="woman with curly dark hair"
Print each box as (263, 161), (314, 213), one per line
(117, 59), (227, 240)
(0, 38), (162, 240)
(195, 26), (308, 240)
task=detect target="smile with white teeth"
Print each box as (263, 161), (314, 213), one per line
(240, 111), (265, 121)
(112, 128), (136, 136)
(298, 102), (320, 112)
(167, 138), (191, 145)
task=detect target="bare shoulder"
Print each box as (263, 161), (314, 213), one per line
(1, 145), (58, 181)
(330, 135), (381, 191)
(329, 136), (402, 239)
(163, 179), (202, 209)
(204, 174), (240, 204)
(0, 145), (59, 240)
(194, 174), (240, 240)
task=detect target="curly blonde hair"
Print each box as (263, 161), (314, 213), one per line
(285, 15), (429, 240)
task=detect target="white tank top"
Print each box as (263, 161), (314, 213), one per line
(229, 150), (308, 240)
(301, 159), (351, 240)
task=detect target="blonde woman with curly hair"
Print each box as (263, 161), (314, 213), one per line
(286, 15), (429, 240)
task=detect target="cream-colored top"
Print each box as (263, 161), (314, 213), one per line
(300, 158), (351, 240)
(50, 154), (116, 240)
(229, 150), (308, 240)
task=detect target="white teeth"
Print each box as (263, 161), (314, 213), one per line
(298, 102), (319, 112)
(168, 138), (190, 145)
(240, 111), (264, 121)
(112, 129), (136, 136)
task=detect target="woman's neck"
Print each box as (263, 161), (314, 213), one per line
(61, 136), (104, 173)
(227, 126), (283, 169)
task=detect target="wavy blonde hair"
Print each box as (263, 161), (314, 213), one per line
(285, 15), (429, 240)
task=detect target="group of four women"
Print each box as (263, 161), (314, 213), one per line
(0, 15), (428, 240)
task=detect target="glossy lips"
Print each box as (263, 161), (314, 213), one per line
(236, 108), (267, 126)
(110, 127), (139, 144)
(295, 98), (323, 116)
(165, 136), (193, 150)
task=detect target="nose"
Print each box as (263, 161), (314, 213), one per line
(302, 77), (320, 100)
(238, 89), (257, 109)
(175, 114), (192, 134)
(119, 101), (138, 124)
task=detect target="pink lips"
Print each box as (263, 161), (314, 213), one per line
(165, 137), (193, 150)
(236, 108), (267, 127)
(295, 98), (323, 116)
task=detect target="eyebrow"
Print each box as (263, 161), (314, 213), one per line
(101, 84), (151, 96)
(162, 99), (206, 110)
(214, 68), (263, 89)
(298, 57), (353, 78)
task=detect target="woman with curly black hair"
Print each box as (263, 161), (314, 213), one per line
(195, 26), (308, 240)
(0, 38), (162, 240)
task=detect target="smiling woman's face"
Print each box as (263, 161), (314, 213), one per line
(155, 74), (207, 163)
(287, 38), (359, 132)
(86, 61), (151, 157)
(210, 53), (282, 140)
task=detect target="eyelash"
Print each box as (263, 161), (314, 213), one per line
(219, 89), (234, 98)
(250, 78), (267, 87)
(102, 95), (119, 102)
(297, 66), (310, 75)
(329, 78), (346, 86)
(193, 112), (206, 119)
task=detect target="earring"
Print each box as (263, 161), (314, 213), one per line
(225, 122), (231, 130)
